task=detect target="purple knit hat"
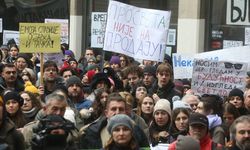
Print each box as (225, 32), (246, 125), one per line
(109, 56), (120, 65)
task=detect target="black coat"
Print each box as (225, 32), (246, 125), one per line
(0, 118), (25, 150)
(149, 80), (181, 109)
(80, 116), (149, 149)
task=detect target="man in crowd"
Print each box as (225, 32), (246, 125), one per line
(80, 92), (149, 149)
(228, 115), (250, 150)
(38, 60), (64, 100)
(143, 65), (156, 89)
(0, 63), (24, 94)
(22, 93), (79, 149)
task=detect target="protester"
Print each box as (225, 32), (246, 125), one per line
(149, 63), (181, 108)
(181, 94), (200, 112)
(22, 93), (79, 149)
(227, 88), (248, 115)
(136, 95), (154, 126)
(170, 108), (190, 140)
(102, 114), (140, 150)
(196, 94), (225, 145)
(3, 90), (27, 128)
(227, 115), (250, 150)
(80, 92), (149, 149)
(20, 91), (42, 123)
(244, 88), (250, 113)
(0, 95), (25, 150)
(149, 99), (174, 146)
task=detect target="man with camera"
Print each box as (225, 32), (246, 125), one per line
(22, 93), (79, 150)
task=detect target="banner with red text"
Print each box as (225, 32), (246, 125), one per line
(191, 59), (247, 96)
(103, 1), (171, 62)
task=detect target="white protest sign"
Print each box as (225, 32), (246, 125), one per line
(223, 40), (243, 49)
(103, 1), (171, 62)
(44, 53), (64, 67)
(167, 29), (176, 46)
(245, 28), (250, 45)
(172, 53), (194, 79)
(45, 18), (69, 44)
(3, 30), (19, 45)
(150, 144), (169, 150)
(0, 18), (2, 33)
(194, 46), (250, 63)
(226, 0), (250, 25)
(192, 59), (247, 96)
(91, 12), (107, 48)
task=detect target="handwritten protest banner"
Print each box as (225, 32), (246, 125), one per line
(103, 1), (171, 62)
(19, 23), (61, 53)
(172, 53), (194, 79)
(45, 18), (69, 44)
(191, 59), (247, 96)
(91, 12), (107, 48)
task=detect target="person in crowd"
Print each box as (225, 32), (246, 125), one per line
(64, 50), (75, 61)
(196, 94), (225, 145)
(149, 99), (174, 146)
(244, 88), (250, 113)
(134, 84), (147, 108)
(66, 75), (92, 111)
(142, 59), (155, 67)
(87, 72), (111, 101)
(168, 135), (200, 150)
(20, 91), (42, 123)
(119, 91), (149, 138)
(0, 95), (25, 150)
(149, 63), (181, 108)
(227, 88), (248, 115)
(181, 94), (200, 112)
(59, 67), (77, 82)
(222, 103), (240, 146)
(169, 113), (224, 150)
(3, 90), (27, 129)
(122, 65), (144, 96)
(22, 92), (79, 149)
(143, 65), (156, 89)
(119, 54), (130, 70)
(5, 44), (18, 63)
(68, 57), (82, 75)
(181, 79), (192, 95)
(14, 54), (33, 76)
(170, 108), (190, 140)
(85, 88), (110, 124)
(78, 48), (95, 71)
(37, 60), (64, 100)
(102, 114), (140, 150)
(136, 95), (154, 126)
(245, 71), (250, 89)
(0, 44), (9, 61)
(0, 63), (24, 94)
(227, 115), (250, 150)
(80, 92), (149, 149)
(109, 55), (120, 72)
(21, 67), (37, 85)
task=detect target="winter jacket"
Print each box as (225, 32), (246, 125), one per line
(80, 116), (149, 149)
(0, 118), (25, 150)
(208, 114), (225, 145)
(149, 80), (181, 108)
(0, 76), (24, 94)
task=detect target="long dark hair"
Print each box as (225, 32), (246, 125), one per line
(169, 108), (190, 138)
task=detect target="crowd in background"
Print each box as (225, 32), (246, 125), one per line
(0, 42), (250, 150)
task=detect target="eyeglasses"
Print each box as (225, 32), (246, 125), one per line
(224, 62), (243, 70)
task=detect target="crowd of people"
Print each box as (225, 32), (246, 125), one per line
(0, 42), (249, 150)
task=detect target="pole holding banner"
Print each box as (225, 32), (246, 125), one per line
(40, 53), (44, 86)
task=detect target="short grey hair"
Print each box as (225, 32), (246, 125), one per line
(45, 92), (68, 106)
(230, 115), (250, 141)
(181, 94), (200, 103)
